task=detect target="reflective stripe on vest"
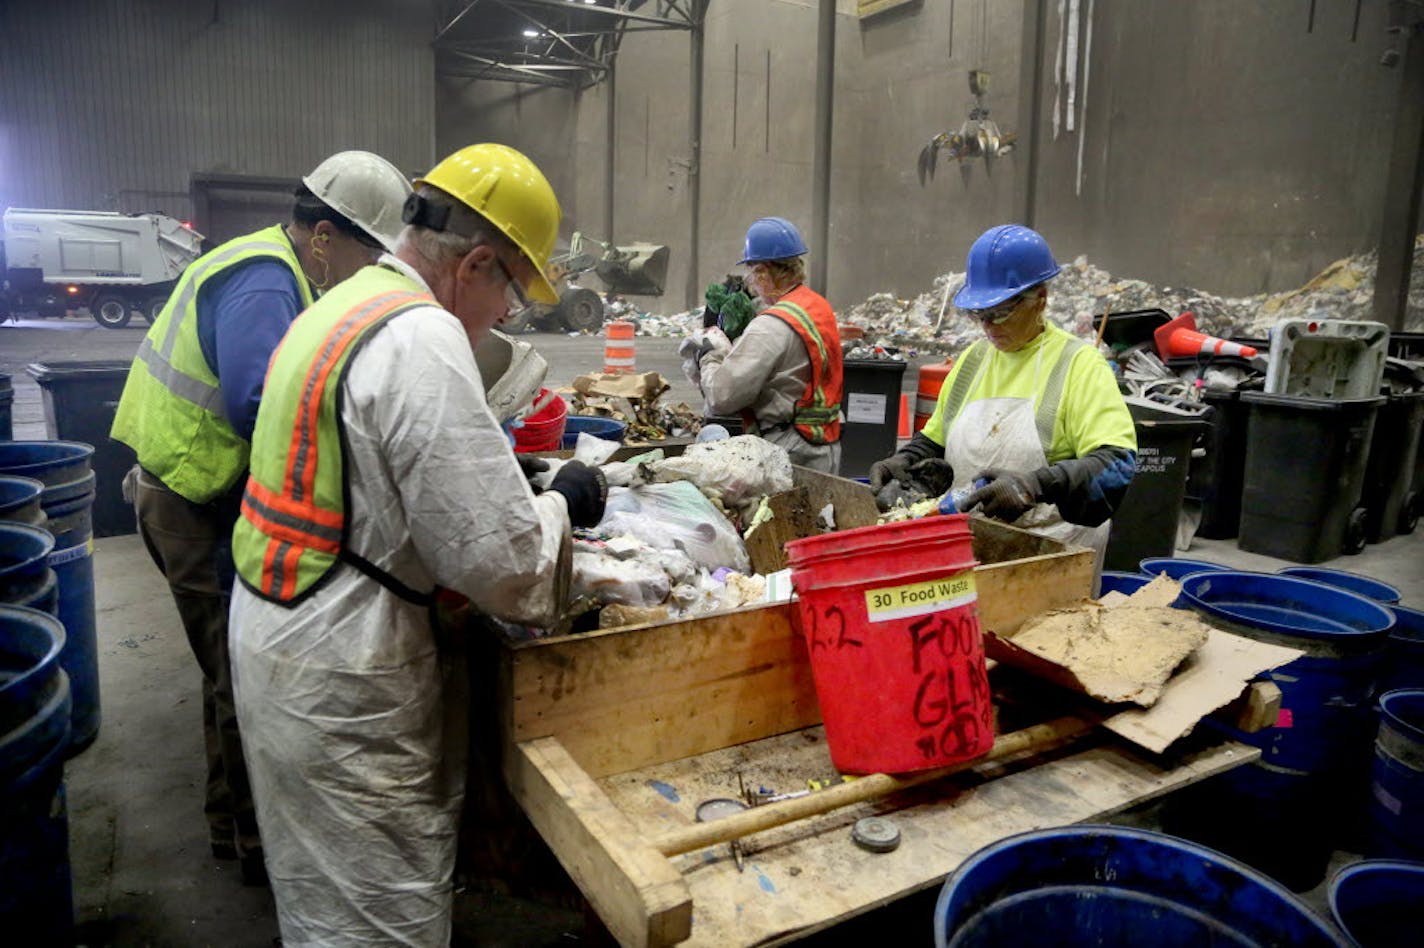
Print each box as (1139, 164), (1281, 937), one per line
(940, 336), (1088, 456)
(109, 225), (313, 503)
(234, 267), (434, 605)
(763, 286), (843, 445)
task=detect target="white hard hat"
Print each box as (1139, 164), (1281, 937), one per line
(302, 151), (412, 252)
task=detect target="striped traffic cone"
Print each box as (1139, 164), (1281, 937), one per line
(1154, 312), (1259, 360)
(603, 320), (636, 374)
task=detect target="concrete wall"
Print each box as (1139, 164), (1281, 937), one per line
(0, 0), (436, 221)
(450, 0), (1411, 312)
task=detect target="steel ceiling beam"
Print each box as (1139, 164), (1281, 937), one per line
(508, 0), (695, 29)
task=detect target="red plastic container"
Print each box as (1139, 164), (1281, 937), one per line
(786, 514), (994, 774)
(512, 388), (568, 454)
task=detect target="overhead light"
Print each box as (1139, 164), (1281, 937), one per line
(522, 28), (540, 37)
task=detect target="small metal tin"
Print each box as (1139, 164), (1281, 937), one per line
(695, 798), (749, 822)
(851, 816), (901, 853)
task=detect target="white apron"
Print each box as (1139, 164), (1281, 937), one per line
(945, 394), (1111, 579)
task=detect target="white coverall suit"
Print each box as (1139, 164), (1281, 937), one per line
(229, 255), (571, 946)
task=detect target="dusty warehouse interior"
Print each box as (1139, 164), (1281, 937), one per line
(3, 0), (1424, 945)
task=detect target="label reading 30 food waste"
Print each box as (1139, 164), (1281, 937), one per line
(864, 573), (977, 623)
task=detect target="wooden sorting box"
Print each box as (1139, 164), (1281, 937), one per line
(483, 469), (1256, 946)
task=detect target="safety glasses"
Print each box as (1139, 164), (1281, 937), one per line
(494, 256), (531, 312)
(965, 293), (1026, 326)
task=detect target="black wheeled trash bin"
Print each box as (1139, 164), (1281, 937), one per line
(1238, 392), (1382, 563)
(0, 373), (12, 440)
(838, 358), (907, 479)
(1104, 401), (1210, 573)
(1186, 388), (1252, 540)
(1361, 388), (1424, 542)
(26, 360), (138, 538)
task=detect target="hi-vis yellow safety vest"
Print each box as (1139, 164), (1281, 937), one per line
(232, 265), (436, 606)
(110, 225), (314, 503)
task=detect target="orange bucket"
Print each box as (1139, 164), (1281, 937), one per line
(915, 359), (954, 432)
(511, 388), (568, 453)
(785, 514), (993, 774)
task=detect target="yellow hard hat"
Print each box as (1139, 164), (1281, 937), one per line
(415, 143), (561, 304)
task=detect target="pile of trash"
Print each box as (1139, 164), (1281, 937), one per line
(563, 370), (702, 441)
(538, 434), (798, 632)
(838, 237), (1424, 357)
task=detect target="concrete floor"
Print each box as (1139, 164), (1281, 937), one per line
(6, 314), (1423, 943)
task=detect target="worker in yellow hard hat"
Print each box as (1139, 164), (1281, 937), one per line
(227, 143), (606, 944)
(110, 149), (412, 886)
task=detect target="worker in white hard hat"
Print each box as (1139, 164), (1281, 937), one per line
(111, 150), (412, 886)
(227, 143), (606, 945)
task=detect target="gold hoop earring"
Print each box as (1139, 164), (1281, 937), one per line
(309, 237), (331, 290)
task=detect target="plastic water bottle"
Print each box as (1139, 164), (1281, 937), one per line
(938, 478), (989, 515)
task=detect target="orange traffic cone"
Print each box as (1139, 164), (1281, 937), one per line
(897, 392), (911, 439)
(1154, 312), (1259, 360)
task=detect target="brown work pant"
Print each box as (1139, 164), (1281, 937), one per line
(134, 469), (260, 859)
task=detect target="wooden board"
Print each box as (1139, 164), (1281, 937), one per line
(594, 729), (1257, 946)
(510, 737), (692, 948)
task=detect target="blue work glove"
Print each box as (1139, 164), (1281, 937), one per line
(549, 460), (608, 528)
(961, 468), (1043, 522)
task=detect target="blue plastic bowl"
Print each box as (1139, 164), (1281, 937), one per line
(1276, 566), (1402, 605)
(1329, 859), (1424, 948)
(560, 415), (628, 449)
(1180, 570), (1396, 640)
(1139, 557), (1229, 582)
(1099, 571), (1150, 597)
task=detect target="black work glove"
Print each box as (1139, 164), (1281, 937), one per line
(516, 454), (550, 488)
(549, 460), (609, 529)
(867, 431), (944, 491)
(961, 468), (1043, 522)
(702, 305), (720, 329)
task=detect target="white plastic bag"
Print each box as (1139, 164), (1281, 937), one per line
(645, 435), (793, 520)
(598, 481), (750, 572)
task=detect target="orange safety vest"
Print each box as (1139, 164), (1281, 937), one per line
(756, 284), (843, 445)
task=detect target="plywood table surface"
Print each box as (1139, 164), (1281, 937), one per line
(595, 726), (1257, 946)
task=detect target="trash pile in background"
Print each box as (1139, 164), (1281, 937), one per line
(839, 238), (1424, 357)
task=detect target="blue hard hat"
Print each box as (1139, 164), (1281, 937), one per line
(738, 217), (809, 264)
(953, 224), (1061, 310)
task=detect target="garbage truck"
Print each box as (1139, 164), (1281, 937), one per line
(503, 231), (670, 333)
(1, 208), (204, 328)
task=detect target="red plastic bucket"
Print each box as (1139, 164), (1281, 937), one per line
(786, 514), (994, 774)
(512, 389), (568, 454)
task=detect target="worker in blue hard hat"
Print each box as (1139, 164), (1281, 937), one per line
(870, 224), (1136, 572)
(688, 216), (844, 473)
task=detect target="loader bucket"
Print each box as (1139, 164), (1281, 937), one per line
(595, 243), (670, 296)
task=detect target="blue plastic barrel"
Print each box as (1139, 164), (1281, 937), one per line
(0, 475), (47, 527)
(561, 415), (628, 449)
(0, 523), (59, 617)
(1170, 571), (1394, 889)
(0, 604), (74, 941)
(934, 825), (1345, 948)
(0, 442), (100, 753)
(1278, 566), (1402, 605)
(1329, 859), (1424, 948)
(1138, 556), (1229, 582)
(1098, 570), (1150, 597)
(1379, 605), (1424, 695)
(1364, 690), (1424, 860)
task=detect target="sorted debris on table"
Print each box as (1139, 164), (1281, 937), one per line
(643, 436), (794, 525)
(565, 370), (701, 441)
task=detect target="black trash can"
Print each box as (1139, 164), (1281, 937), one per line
(1238, 393), (1383, 563)
(1362, 389), (1424, 542)
(838, 358), (907, 479)
(0, 373), (13, 440)
(1103, 403), (1210, 573)
(25, 361), (137, 538)
(1186, 388), (1252, 540)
